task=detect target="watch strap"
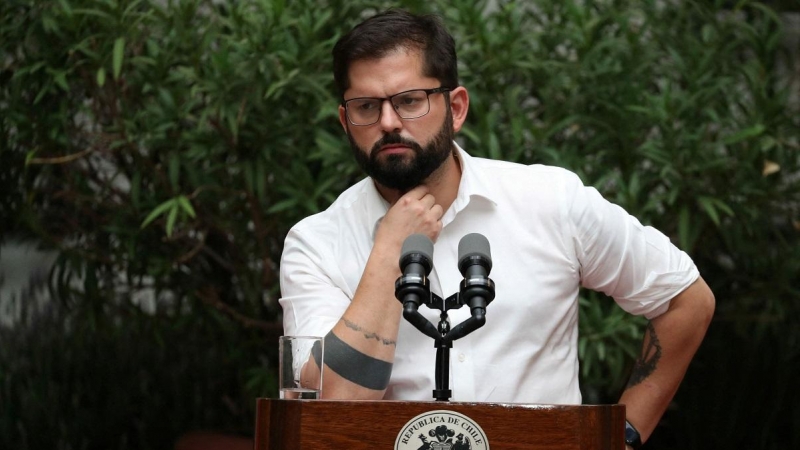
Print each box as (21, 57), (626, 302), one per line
(625, 419), (643, 449)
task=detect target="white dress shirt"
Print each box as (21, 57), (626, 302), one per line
(279, 144), (698, 404)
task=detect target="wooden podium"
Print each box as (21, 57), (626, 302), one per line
(254, 399), (625, 449)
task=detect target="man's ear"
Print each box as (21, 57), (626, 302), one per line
(448, 86), (469, 133)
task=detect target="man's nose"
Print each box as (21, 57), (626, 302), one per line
(377, 100), (403, 132)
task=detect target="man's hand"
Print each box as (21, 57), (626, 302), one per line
(375, 185), (444, 250)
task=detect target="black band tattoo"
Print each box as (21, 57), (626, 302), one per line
(343, 317), (396, 346)
(627, 321), (662, 388)
(312, 332), (393, 390)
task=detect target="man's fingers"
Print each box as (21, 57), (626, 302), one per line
(404, 185), (429, 199)
(431, 204), (444, 220)
(420, 193), (437, 209)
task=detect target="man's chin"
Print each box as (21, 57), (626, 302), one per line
(371, 170), (422, 192)
(374, 151), (414, 165)
(372, 153), (416, 173)
(376, 145), (414, 157)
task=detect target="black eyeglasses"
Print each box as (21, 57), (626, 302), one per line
(342, 87), (453, 126)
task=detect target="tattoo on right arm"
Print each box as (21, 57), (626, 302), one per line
(342, 317), (396, 346)
(312, 332), (393, 391)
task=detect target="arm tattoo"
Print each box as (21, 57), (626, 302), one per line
(343, 317), (396, 347)
(627, 321), (662, 388)
(312, 332), (392, 390)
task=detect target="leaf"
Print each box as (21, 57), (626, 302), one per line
(697, 196), (721, 226)
(113, 37), (125, 80)
(701, 24), (715, 43)
(141, 199), (176, 229)
(54, 71), (69, 91)
(266, 198), (298, 214)
(265, 68), (299, 99)
(723, 124), (765, 145)
(33, 83), (51, 105)
(57, 0), (73, 16)
(698, 197), (734, 226)
(177, 196), (196, 218)
(578, 336), (587, 359)
(96, 67), (106, 87)
(73, 8), (113, 20)
(42, 16), (58, 34)
(762, 160), (780, 176)
(25, 149), (38, 166)
(165, 205), (178, 237)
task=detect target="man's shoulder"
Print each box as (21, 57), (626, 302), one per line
(288, 177), (377, 237)
(468, 154), (583, 188)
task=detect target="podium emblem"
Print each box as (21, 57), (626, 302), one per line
(395, 410), (489, 450)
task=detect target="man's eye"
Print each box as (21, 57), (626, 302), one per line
(397, 96), (421, 106)
(357, 101), (379, 111)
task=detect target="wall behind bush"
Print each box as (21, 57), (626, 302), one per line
(1, 0), (798, 448)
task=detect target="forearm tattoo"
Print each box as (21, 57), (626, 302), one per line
(627, 321), (662, 388)
(343, 317), (396, 347)
(312, 331), (393, 390)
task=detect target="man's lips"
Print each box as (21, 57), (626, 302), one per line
(378, 144), (411, 155)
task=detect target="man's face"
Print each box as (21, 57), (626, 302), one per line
(339, 48), (454, 192)
(346, 106), (453, 192)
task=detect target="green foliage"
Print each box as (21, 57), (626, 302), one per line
(1, 0), (380, 447)
(1, 0), (798, 448)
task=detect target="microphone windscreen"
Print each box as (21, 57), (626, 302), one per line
(401, 233), (434, 262)
(458, 233), (492, 266)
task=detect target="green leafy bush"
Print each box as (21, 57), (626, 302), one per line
(1, 0), (797, 448)
(2, 0), (373, 446)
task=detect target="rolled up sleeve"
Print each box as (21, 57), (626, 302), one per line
(566, 174), (699, 319)
(279, 227), (351, 337)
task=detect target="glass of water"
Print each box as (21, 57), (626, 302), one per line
(279, 335), (323, 399)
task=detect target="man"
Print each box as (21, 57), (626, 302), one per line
(279, 9), (714, 447)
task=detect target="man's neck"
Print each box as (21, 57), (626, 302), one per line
(376, 149), (463, 211)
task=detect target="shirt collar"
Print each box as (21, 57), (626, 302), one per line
(368, 141), (499, 238)
(452, 141), (499, 209)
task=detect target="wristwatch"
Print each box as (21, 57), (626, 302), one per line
(625, 420), (643, 449)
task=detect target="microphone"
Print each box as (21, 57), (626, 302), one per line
(395, 234), (439, 340)
(397, 234), (433, 308)
(442, 233), (495, 342)
(457, 233), (494, 311)
(458, 233), (492, 279)
(400, 233), (434, 282)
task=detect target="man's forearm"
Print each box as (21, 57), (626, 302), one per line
(618, 276), (715, 443)
(308, 186), (443, 399)
(310, 239), (404, 400)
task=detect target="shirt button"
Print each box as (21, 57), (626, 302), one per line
(458, 353), (466, 362)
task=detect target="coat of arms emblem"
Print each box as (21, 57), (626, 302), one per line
(395, 411), (489, 450)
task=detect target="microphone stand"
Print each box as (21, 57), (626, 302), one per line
(395, 273), (495, 401)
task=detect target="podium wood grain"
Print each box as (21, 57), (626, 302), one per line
(255, 399), (625, 450)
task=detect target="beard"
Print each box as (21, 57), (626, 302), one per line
(347, 107), (455, 192)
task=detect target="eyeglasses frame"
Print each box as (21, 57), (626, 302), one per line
(342, 87), (454, 126)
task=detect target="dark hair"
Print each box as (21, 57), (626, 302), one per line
(332, 9), (459, 99)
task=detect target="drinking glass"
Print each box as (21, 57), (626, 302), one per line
(279, 335), (323, 399)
